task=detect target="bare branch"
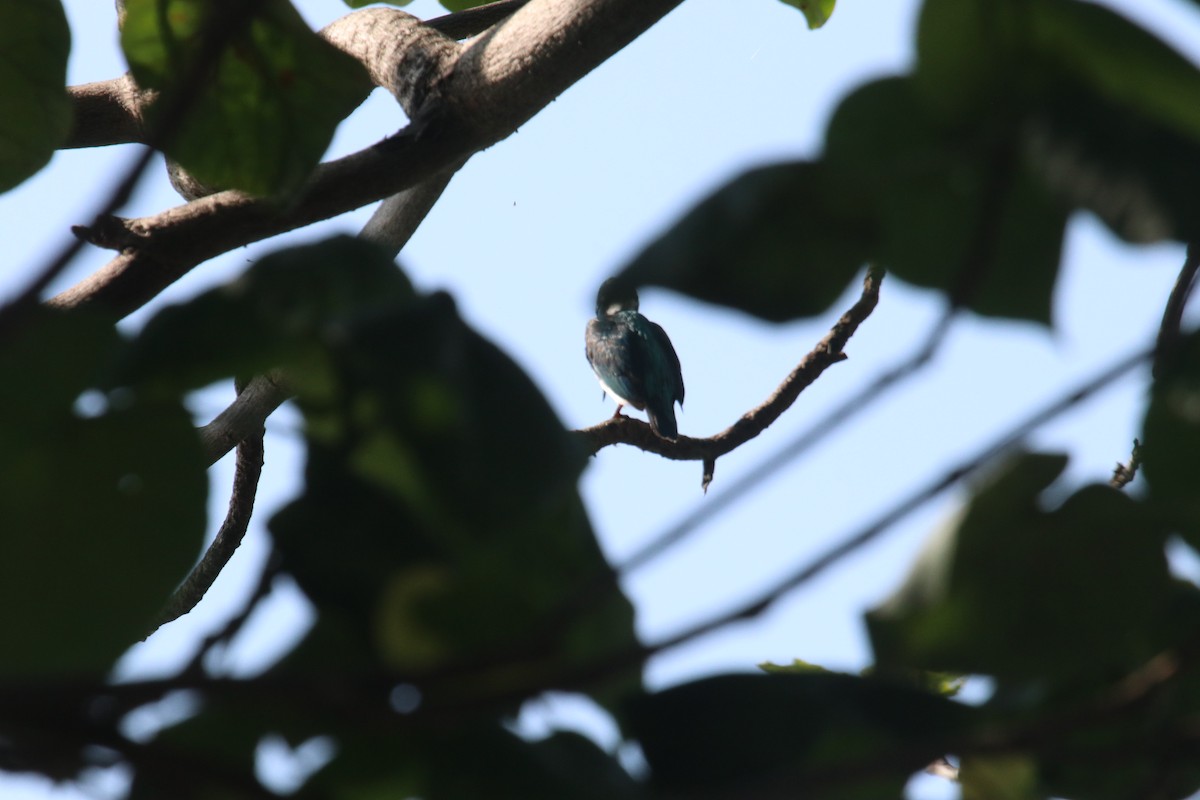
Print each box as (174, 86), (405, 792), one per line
(67, 74), (154, 148)
(198, 371), (290, 466)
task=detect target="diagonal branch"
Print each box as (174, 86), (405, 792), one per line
(575, 266), (883, 490)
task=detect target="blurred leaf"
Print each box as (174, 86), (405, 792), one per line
(778, 0), (836, 30)
(916, 0), (1200, 244)
(0, 0), (70, 192)
(270, 290), (635, 697)
(824, 77), (1066, 325)
(127, 703), (267, 800)
(1142, 330), (1200, 545)
(960, 754), (1042, 800)
(121, 0), (370, 196)
(114, 235), (414, 395)
(867, 453), (1174, 679)
(621, 161), (873, 322)
(310, 725), (640, 799)
(0, 311), (206, 675)
(628, 673), (967, 799)
(343, 0), (413, 6)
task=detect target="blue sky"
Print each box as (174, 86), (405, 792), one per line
(4, 0), (1200, 797)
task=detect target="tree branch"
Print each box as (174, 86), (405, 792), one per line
(50, 0), (685, 319)
(1154, 242), (1200, 378)
(575, 266), (884, 490)
(62, 1), (532, 151)
(148, 419), (265, 636)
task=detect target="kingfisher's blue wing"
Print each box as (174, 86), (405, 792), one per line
(646, 320), (684, 407)
(585, 316), (648, 410)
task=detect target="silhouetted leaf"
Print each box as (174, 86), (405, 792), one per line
(114, 235), (415, 394)
(628, 672), (967, 799)
(960, 755), (1040, 800)
(309, 725), (640, 799)
(867, 453), (1173, 679)
(824, 77), (1066, 325)
(621, 161), (872, 322)
(0, 311), (206, 675)
(121, 0), (371, 196)
(1143, 329), (1200, 544)
(271, 291), (634, 693)
(916, 0), (1200, 243)
(0, 0), (70, 192)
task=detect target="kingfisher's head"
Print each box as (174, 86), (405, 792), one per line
(595, 277), (639, 317)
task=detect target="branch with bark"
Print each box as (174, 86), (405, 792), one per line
(50, 0), (685, 318)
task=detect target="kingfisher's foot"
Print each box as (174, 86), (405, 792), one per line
(611, 407), (625, 420)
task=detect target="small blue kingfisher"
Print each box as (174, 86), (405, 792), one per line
(585, 277), (685, 440)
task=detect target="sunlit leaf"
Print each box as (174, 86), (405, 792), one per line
(629, 673), (967, 799)
(621, 161), (871, 322)
(777, 0), (836, 29)
(121, 0), (371, 196)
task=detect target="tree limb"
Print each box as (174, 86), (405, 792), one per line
(50, 0), (685, 319)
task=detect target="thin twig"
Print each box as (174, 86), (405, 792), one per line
(1153, 242), (1200, 379)
(147, 428), (266, 637)
(181, 546), (282, 677)
(1110, 439), (1142, 490)
(577, 265), (886, 489)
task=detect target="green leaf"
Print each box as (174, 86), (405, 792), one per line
(0, 0), (71, 192)
(867, 453), (1174, 679)
(777, 0), (835, 29)
(121, 0), (371, 196)
(620, 161), (872, 322)
(824, 77), (1067, 325)
(628, 673), (967, 799)
(1142, 330), (1200, 544)
(777, 0), (836, 30)
(0, 311), (206, 675)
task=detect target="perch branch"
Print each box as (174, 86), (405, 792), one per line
(574, 266), (883, 491)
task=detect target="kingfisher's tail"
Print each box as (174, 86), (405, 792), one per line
(647, 404), (679, 441)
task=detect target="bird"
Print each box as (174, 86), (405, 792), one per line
(585, 276), (685, 440)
